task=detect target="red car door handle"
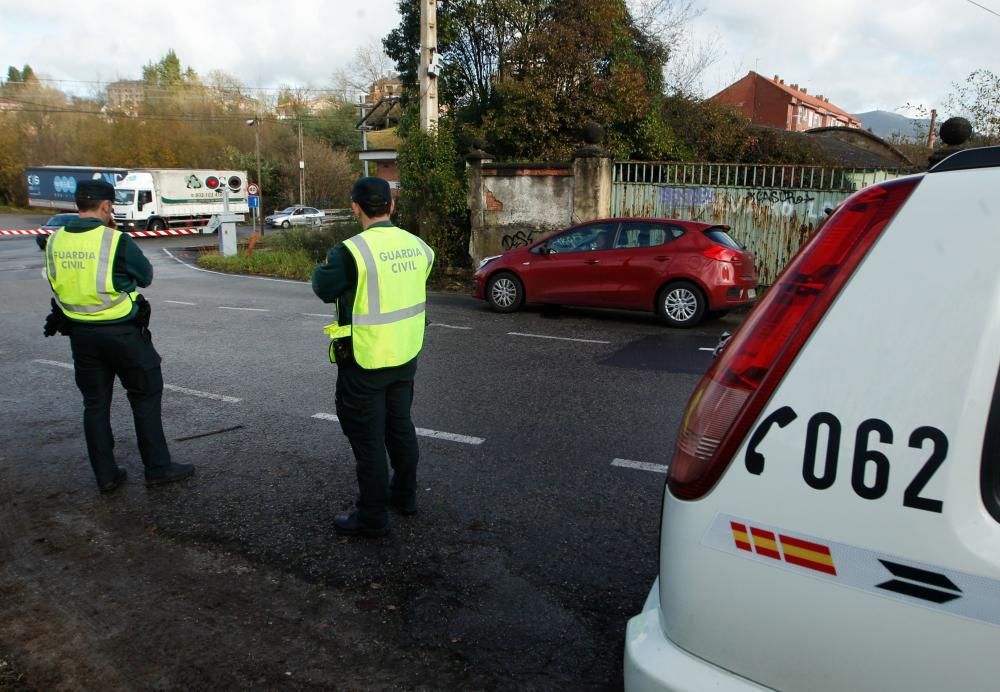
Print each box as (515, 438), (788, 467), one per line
(654, 256), (671, 262)
(584, 259), (600, 265)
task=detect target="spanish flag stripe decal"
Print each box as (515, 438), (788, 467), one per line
(749, 528), (781, 559)
(780, 535), (837, 575)
(730, 522), (752, 552)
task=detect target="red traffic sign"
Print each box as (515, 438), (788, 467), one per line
(247, 183), (259, 195)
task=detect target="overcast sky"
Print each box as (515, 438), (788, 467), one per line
(1, 0), (998, 116)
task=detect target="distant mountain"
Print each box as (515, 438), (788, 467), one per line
(854, 110), (932, 141)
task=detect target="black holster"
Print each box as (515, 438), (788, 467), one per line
(332, 337), (354, 366)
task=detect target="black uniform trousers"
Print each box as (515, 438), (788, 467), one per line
(68, 321), (172, 487)
(334, 359), (420, 528)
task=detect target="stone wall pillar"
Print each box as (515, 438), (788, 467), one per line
(571, 122), (613, 222)
(465, 142), (492, 262)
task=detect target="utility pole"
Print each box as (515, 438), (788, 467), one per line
(419, 0), (438, 132)
(926, 109), (938, 151)
(298, 120), (305, 205)
(246, 115), (264, 236)
(359, 95), (370, 177)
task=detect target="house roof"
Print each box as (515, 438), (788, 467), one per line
(751, 71), (857, 121)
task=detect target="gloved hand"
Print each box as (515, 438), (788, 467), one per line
(43, 298), (68, 337)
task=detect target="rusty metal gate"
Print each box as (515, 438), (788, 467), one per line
(611, 162), (912, 285)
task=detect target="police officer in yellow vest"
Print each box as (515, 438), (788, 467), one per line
(312, 177), (434, 537)
(44, 179), (194, 493)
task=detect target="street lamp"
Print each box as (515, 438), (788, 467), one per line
(246, 118), (263, 235)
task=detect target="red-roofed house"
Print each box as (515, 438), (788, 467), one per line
(711, 71), (861, 132)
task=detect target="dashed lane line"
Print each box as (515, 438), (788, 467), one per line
(311, 412), (485, 445)
(218, 306), (270, 312)
(32, 359), (241, 403)
(611, 458), (670, 474)
(165, 300), (197, 306)
(429, 323), (473, 330)
(508, 331), (611, 345)
(302, 313), (334, 318)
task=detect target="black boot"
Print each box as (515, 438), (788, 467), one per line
(145, 462), (195, 486)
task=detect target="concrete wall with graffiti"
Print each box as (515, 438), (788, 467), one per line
(468, 164), (574, 261)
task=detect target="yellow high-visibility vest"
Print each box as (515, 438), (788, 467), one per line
(45, 226), (136, 322)
(325, 225), (434, 369)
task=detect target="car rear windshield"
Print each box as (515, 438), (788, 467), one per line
(704, 227), (743, 249)
(46, 214), (76, 225)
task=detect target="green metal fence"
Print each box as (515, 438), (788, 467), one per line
(612, 162), (914, 285)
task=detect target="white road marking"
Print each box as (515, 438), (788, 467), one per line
(302, 313), (333, 318)
(162, 248), (306, 284)
(165, 300), (197, 306)
(508, 331), (610, 345)
(33, 359), (241, 403)
(611, 458), (670, 474)
(429, 323), (473, 330)
(218, 306), (270, 312)
(312, 412), (485, 445)
(698, 347), (715, 352)
(33, 359), (73, 370)
(163, 384), (242, 403)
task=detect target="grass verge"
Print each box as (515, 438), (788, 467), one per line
(196, 223), (474, 291)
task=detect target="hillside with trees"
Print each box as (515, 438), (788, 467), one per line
(0, 52), (363, 210)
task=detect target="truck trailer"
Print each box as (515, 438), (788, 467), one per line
(25, 166), (129, 210)
(113, 169), (249, 232)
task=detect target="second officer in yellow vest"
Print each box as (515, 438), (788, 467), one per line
(312, 176), (434, 537)
(44, 179), (194, 493)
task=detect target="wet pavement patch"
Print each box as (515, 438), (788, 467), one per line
(600, 335), (717, 374)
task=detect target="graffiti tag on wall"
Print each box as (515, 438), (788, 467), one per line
(501, 229), (537, 250)
(744, 189), (825, 220)
(658, 187), (716, 207)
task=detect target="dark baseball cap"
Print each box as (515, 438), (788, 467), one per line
(350, 176), (391, 207)
(75, 179), (116, 203)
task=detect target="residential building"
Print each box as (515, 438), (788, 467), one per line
(711, 71), (861, 132)
(106, 80), (144, 115)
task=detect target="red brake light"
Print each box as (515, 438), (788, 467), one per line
(668, 177), (922, 500)
(703, 245), (739, 262)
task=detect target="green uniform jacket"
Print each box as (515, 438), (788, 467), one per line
(50, 217), (153, 323)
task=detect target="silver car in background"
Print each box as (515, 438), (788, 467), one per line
(265, 206), (325, 228)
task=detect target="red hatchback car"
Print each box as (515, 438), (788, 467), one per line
(473, 217), (759, 327)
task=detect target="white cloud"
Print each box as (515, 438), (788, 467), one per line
(687, 0), (1000, 115)
(0, 0), (401, 93)
(2, 0), (999, 119)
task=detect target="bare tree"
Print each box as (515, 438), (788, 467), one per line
(333, 38), (396, 102)
(628, 0), (719, 96)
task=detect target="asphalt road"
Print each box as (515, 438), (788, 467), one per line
(0, 218), (744, 690)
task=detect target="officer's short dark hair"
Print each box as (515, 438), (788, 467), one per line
(75, 179), (116, 212)
(350, 176), (392, 217)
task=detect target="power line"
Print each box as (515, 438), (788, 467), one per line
(966, 0), (1000, 18)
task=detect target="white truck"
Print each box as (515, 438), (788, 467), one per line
(112, 169), (249, 232)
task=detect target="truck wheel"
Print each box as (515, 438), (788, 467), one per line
(149, 219), (166, 232)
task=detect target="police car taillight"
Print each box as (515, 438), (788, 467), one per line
(668, 177), (922, 500)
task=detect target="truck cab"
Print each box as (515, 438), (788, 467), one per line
(113, 172), (159, 230)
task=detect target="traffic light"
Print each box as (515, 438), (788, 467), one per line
(227, 175), (242, 192)
(205, 176), (221, 191)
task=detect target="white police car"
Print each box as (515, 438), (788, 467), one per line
(625, 146), (1000, 691)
